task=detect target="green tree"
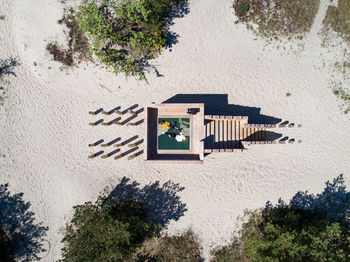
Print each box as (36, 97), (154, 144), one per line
(76, 0), (187, 79)
(60, 197), (161, 262)
(211, 205), (350, 262)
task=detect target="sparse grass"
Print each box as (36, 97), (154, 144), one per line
(333, 87), (350, 114)
(322, 1), (350, 76)
(132, 230), (202, 262)
(233, 0), (320, 40)
(47, 8), (91, 67)
(323, 0), (350, 44)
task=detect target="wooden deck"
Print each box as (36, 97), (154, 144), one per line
(144, 103), (204, 163)
(203, 115), (272, 152)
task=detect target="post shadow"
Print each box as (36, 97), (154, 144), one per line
(108, 177), (187, 227)
(0, 184), (48, 261)
(163, 94), (282, 124)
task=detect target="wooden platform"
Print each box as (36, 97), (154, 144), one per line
(203, 115), (271, 152)
(144, 103), (204, 163)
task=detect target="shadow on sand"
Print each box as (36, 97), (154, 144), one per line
(0, 58), (19, 78)
(108, 177), (187, 227)
(0, 184), (48, 261)
(288, 174), (350, 224)
(163, 94), (282, 124)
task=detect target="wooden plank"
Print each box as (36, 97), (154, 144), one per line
(210, 120), (215, 148)
(224, 120), (228, 148)
(227, 120), (232, 148)
(238, 121), (242, 141)
(215, 120), (219, 143)
(218, 120), (223, 148)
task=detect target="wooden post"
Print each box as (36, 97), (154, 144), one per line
(128, 150), (144, 160)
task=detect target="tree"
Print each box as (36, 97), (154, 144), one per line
(76, 0), (188, 79)
(60, 197), (161, 262)
(211, 174), (350, 262)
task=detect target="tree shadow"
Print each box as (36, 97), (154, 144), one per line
(0, 184), (48, 260)
(0, 58), (19, 78)
(163, 94), (282, 124)
(288, 174), (350, 225)
(165, 0), (190, 49)
(108, 177), (187, 227)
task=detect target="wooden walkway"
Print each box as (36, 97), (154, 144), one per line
(204, 115), (276, 152)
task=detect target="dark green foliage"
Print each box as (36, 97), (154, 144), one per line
(60, 197), (161, 262)
(0, 184), (47, 261)
(132, 229), (202, 262)
(211, 176), (350, 262)
(76, 0), (186, 79)
(233, 0), (320, 39)
(0, 226), (14, 262)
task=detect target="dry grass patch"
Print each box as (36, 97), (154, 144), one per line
(233, 0), (320, 40)
(322, 0), (350, 114)
(46, 8), (91, 67)
(323, 0), (350, 44)
(132, 230), (202, 262)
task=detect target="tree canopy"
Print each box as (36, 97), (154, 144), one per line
(60, 198), (161, 262)
(211, 175), (350, 262)
(76, 0), (188, 79)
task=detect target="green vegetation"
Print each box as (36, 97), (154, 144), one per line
(60, 195), (202, 261)
(333, 87), (350, 114)
(47, 8), (91, 66)
(286, 92), (291, 97)
(76, 0), (186, 79)
(0, 15), (5, 20)
(211, 207), (350, 262)
(233, 0), (320, 40)
(0, 226), (14, 262)
(211, 175), (350, 262)
(60, 197), (161, 261)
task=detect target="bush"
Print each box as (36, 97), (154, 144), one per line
(211, 205), (350, 262)
(233, 0), (320, 39)
(60, 197), (161, 262)
(76, 0), (186, 79)
(0, 226), (14, 262)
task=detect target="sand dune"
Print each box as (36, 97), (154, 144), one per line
(1, 0), (350, 260)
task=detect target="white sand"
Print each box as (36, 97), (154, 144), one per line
(1, 0), (350, 260)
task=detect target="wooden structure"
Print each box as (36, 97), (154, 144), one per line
(144, 103), (205, 163)
(144, 103), (282, 163)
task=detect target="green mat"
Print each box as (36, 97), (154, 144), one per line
(158, 118), (190, 150)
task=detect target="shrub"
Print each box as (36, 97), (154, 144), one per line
(60, 197), (161, 262)
(76, 0), (186, 79)
(211, 204), (350, 262)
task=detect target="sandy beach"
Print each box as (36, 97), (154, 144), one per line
(1, 0), (350, 260)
